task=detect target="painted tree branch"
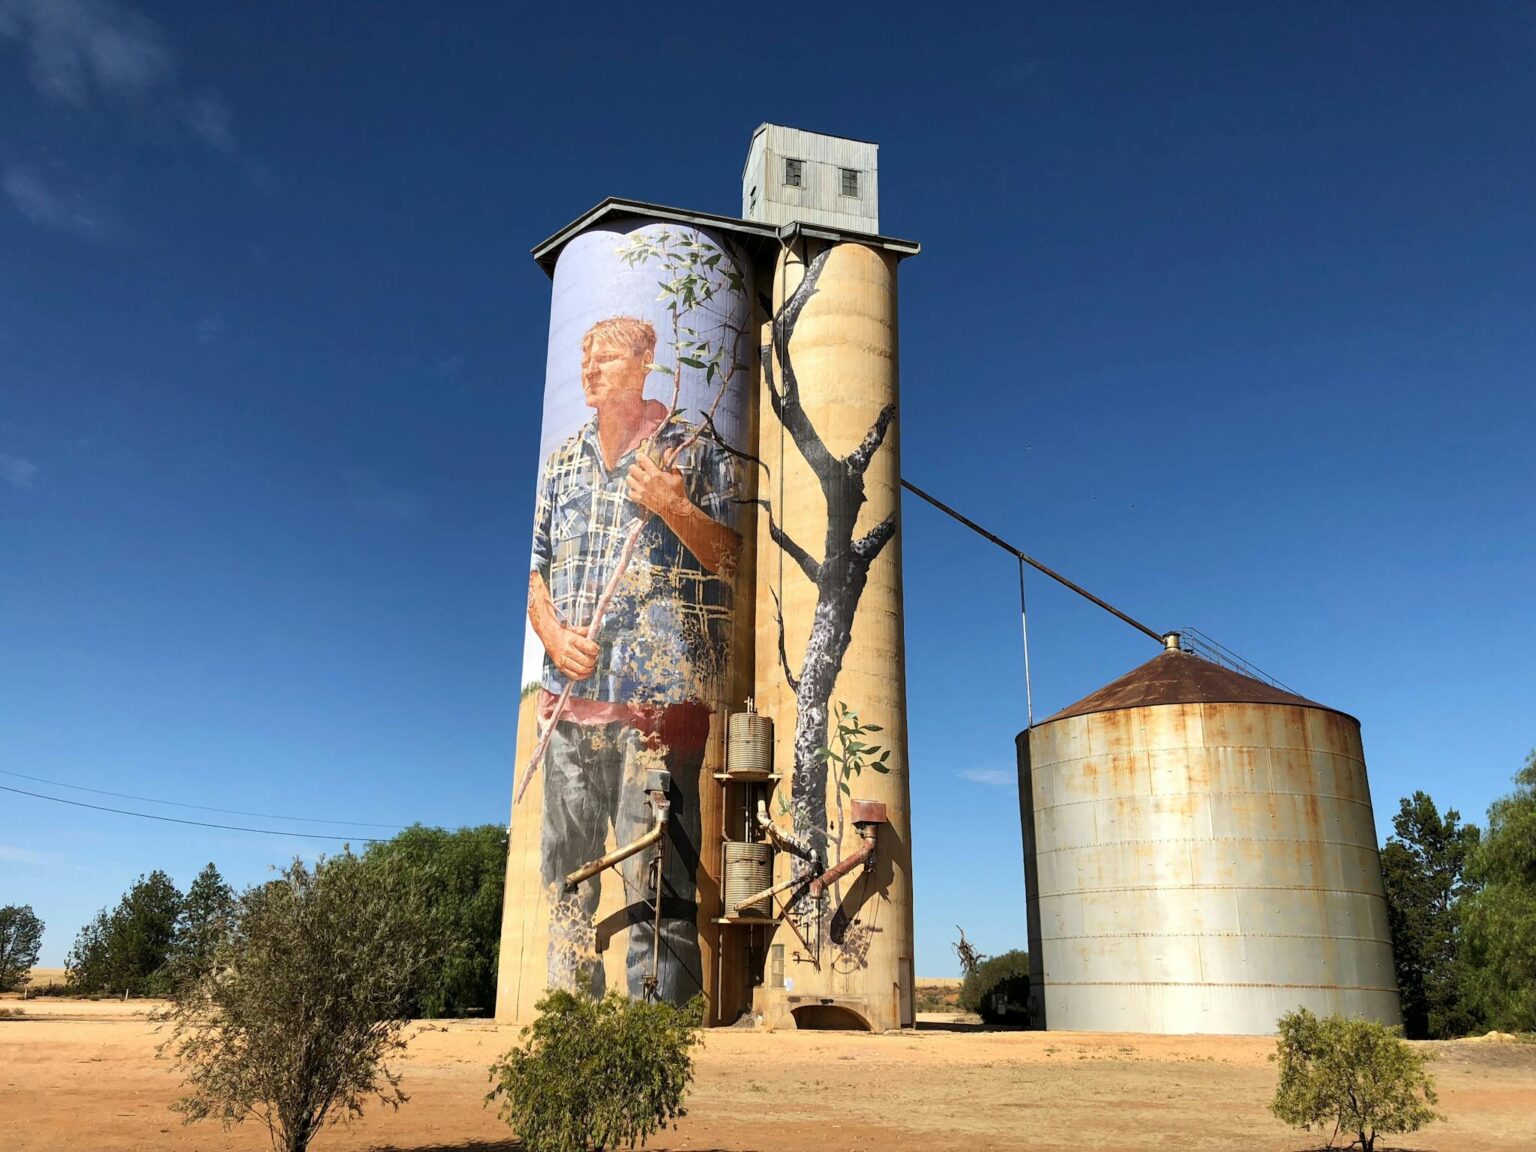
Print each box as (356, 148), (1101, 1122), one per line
(851, 513), (897, 562)
(846, 403), (896, 477)
(769, 587), (800, 694)
(747, 497), (820, 583)
(756, 241), (903, 880)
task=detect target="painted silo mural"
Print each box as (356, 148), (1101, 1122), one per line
(498, 220), (753, 1015)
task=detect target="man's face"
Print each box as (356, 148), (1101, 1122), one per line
(581, 342), (649, 409)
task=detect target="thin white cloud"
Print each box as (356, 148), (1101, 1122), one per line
(196, 314), (226, 345)
(0, 0), (172, 107)
(0, 843), (55, 864)
(179, 90), (233, 151)
(3, 164), (108, 236)
(0, 451), (39, 489)
(0, 0), (234, 149)
(958, 767), (1014, 788)
(345, 468), (428, 522)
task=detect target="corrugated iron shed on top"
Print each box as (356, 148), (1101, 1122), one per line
(1040, 649), (1356, 725)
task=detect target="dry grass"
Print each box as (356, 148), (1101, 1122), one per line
(1, 998), (1534, 1151)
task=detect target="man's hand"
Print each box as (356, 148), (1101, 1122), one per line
(626, 454), (687, 517)
(547, 624), (600, 681)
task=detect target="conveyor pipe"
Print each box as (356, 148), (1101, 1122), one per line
(809, 825), (877, 897)
(564, 791), (670, 891)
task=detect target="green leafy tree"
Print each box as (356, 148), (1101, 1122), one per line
(362, 823), (508, 1017)
(1460, 750), (1536, 1032)
(171, 863), (236, 986)
(67, 870), (184, 995)
(487, 990), (702, 1152)
(1379, 791), (1482, 1037)
(957, 949), (1031, 1025)
(1270, 1007), (1440, 1152)
(159, 852), (441, 1152)
(0, 904), (44, 992)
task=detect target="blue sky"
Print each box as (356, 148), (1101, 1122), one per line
(2, 3), (1532, 975)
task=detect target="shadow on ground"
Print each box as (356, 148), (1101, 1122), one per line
(915, 1019), (1030, 1033)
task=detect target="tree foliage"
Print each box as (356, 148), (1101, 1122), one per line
(957, 948), (1031, 1024)
(1379, 791), (1481, 1038)
(1270, 1008), (1439, 1151)
(171, 863), (236, 987)
(66, 870), (184, 996)
(0, 904), (44, 992)
(487, 990), (702, 1152)
(1460, 750), (1536, 1033)
(362, 823), (508, 1018)
(1270, 1008), (1439, 1152)
(159, 852), (440, 1152)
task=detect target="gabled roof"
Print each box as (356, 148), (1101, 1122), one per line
(530, 197), (920, 278)
(1041, 649), (1355, 725)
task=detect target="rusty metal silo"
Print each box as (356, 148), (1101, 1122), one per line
(1017, 637), (1401, 1034)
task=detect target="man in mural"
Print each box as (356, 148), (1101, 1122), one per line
(528, 315), (739, 1001)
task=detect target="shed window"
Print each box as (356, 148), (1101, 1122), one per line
(784, 158), (803, 187)
(840, 168), (860, 197)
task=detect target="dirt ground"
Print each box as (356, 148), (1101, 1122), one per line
(3, 996), (1534, 1151)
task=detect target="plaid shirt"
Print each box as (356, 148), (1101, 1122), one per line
(531, 412), (737, 707)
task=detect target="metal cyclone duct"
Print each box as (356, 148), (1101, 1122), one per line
(1016, 643), (1401, 1035)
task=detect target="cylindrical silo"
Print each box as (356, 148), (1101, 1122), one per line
(748, 236), (916, 1032)
(496, 216), (756, 1022)
(1017, 640), (1400, 1034)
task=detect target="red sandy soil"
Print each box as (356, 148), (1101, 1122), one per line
(3, 996), (1533, 1151)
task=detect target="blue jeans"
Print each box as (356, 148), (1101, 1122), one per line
(539, 717), (703, 1003)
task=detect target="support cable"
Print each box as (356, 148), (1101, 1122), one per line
(899, 478), (1167, 646)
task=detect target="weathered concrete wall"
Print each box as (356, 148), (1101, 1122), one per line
(748, 239), (915, 1031)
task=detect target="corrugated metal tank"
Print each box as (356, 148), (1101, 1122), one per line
(1017, 644), (1401, 1034)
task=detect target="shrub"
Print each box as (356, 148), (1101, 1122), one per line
(362, 823), (508, 1018)
(958, 949), (1030, 1025)
(488, 990), (702, 1152)
(158, 853), (441, 1152)
(1270, 1007), (1440, 1152)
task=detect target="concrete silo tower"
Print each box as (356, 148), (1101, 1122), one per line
(497, 126), (919, 1031)
(1017, 637), (1402, 1034)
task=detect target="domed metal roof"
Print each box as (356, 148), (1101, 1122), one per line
(1039, 648), (1355, 725)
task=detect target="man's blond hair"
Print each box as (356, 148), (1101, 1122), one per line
(582, 317), (656, 359)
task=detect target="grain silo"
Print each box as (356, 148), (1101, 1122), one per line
(497, 125), (920, 1030)
(1017, 635), (1401, 1034)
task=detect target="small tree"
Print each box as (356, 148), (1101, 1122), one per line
(362, 823), (508, 1017)
(67, 870), (184, 996)
(0, 905), (44, 992)
(488, 990), (702, 1152)
(1460, 750), (1536, 1033)
(159, 853), (439, 1152)
(958, 949), (1031, 1024)
(171, 863), (236, 987)
(1270, 1008), (1440, 1152)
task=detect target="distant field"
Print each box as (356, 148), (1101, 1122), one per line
(18, 968), (66, 991)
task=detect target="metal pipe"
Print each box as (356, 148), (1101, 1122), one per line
(809, 825), (876, 897)
(756, 800), (811, 855)
(564, 793), (670, 891)
(899, 478), (1166, 645)
(731, 868), (810, 916)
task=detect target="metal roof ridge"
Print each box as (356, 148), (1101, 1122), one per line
(530, 197), (919, 276)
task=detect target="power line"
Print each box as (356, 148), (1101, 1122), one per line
(0, 784), (386, 844)
(0, 768), (406, 830)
